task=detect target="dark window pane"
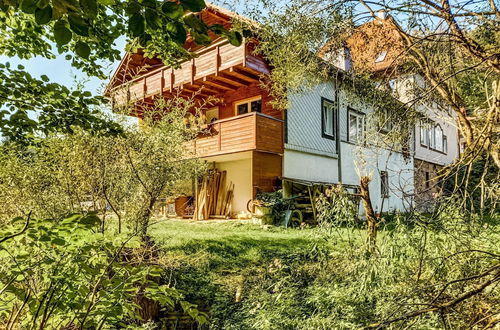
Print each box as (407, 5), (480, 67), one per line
(251, 100), (262, 113)
(237, 103), (248, 115)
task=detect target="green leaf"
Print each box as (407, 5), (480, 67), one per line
(20, 0), (37, 13)
(183, 14), (207, 33)
(208, 23), (227, 35)
(97, 0), (114, 5)
(144, 8), (160, 30)
(125, 1), (141, 15)
(80, 0), (97, 18)
(75, 41), (91, 58)
(166, 21), (186, 45)
(179, 0), (205, 12)
(226, 30), (242, 47)
(53, 20), (72, 45)
(191, 30), (211, 45)
(161, 1), (183, 19)
(51, 237), (66, 245)
(36, 0), (50, 9)
(68, 13), (89, 36)
(129, 13), (145, 37)
(40, 74), (49, 82)
(35, 5), (52, 24)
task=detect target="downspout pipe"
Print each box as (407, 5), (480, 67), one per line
(336, 85), (342, 183)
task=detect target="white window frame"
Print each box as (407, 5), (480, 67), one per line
(434, 124), (443, 152)
(380, 108), (393, 133)
(234, 96), (262, 116)
(348, 108), (366, 144)
(321, 97), (336, 140)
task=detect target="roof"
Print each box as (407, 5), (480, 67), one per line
(105, 3), (251, 96)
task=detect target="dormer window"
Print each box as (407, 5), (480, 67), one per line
(375, 51), (387, 63)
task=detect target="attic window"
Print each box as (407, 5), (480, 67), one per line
(375, 51), (387, 63)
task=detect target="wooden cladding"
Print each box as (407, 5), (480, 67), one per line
(110, 39), (270, 108)
(252, 151), (283, 196)
(192, 112), (283, 158)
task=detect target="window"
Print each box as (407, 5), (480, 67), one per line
(435, 125), (443, 152)
(420, 123), (428, 146)
(421, 120), (447, 153)
(375, 50), (387, 63)
(380, 109), (393, 133)
(235, 97), (262, 115)
(348, 108), (366, 144)
(380, 171), (389, 198)
(205, 107), (219, 124)
(428, 126), (435, 149)
(321, 97), (336, 139)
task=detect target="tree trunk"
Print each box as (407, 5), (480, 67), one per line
(138, 196), (157, 240)
(359, 176), (378, 253)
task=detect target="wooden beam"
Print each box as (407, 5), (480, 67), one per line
(193, 84), (224, 95)
(202, 76), (237, 91)
(228, 67), (260, 82)
(218, 72), (251, 86)
(237, 65), (266, 78)
(215, 45), (220, 76)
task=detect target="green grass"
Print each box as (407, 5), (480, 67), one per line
(150, 220), (346, 271)
(146, 218), (500, 329)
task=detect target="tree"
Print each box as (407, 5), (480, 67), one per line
(0, 0), (243, 143)
(0, 213), (208, 328)
(0, 96), (207, 238)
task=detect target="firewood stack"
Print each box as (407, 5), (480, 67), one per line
(194, 169), (234, 220)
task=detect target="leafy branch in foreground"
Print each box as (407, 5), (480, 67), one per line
(0, 0), (243, 143)
(0, 63), (123, 144)
(0, 213), (207, 328)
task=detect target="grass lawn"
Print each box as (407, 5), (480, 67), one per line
(152, 220), (312, 270)
(149, 219), (365, 272)
(145, 218), (499, 329)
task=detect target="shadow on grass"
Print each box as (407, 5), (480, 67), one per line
(166, 234), (315, 270)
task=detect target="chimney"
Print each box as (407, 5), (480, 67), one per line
(376, 10), (387, 20)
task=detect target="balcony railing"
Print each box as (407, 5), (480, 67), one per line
(110, 39), (269, 110)
(190, 112), (283, 158)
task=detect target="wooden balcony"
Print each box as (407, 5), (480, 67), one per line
(191, 112), (283, 158)
(108, 39), (270, 112)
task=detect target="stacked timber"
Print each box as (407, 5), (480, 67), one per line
(194, 169), (234, 220)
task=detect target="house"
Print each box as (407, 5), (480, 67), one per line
(341, 12), (461, 211)
(105, 4), (458, 219)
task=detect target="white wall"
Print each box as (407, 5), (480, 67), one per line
(215, 158), (252, 214)
(341, 142), (414, 213)
(394, 74), (460, 166)
(285, 81), (414, 213)
(283, 149), (338, 183)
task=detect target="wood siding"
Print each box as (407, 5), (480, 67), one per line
(192, 112), (283, 158)
(252, 151), (283, 196)
(110, 40), (270, 108)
